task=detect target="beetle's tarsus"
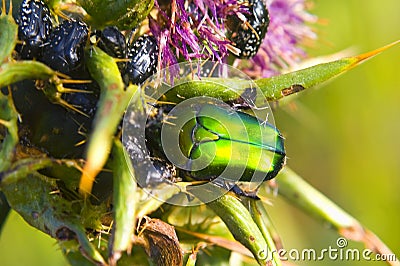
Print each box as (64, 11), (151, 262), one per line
(213, 179), (261, 199)
(230, 184), (260, 200)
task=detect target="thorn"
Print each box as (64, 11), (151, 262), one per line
(61, 79), (92, 84)
(79, 169), (96, 197)
(54, 71), (70, 79)
(59, 87), (93, 94)
(74, 139), (86, 147)
(1, 0), (6, 15)
(59, 99), (90, 118)
(353, 40), (400, 66)
(114, 58), (130, 63)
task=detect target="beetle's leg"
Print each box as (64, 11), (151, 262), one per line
(212, 179), (260, 199)
(230, 184), (260, 200)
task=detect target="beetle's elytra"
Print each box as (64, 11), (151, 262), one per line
(145, 103), (285, 186)
(42, 19), (89, 73)
(125, 35), (159, 85)
(180, 104), (285, 182)
(95, 26), (127, 60)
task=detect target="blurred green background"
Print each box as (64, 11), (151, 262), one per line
(1, 0), (399, 265)
(269, 0), (400, 265)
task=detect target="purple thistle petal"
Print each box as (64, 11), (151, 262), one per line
(151, 0), (247, 67)
(149, 0), (317, 76)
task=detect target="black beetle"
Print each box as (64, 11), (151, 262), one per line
(227, 0), (270, 59)
(125, 35), (159, 85)
(41, 19), (89, 73)
(95, 26), (127, 59)
(17, 0), (52, 59)
(94, 26), (127, 72)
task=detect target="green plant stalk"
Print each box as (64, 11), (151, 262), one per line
(0, 158), (55, 184)
(0, 2), (18, 64)
(192, 185), (272, 265)
(80, 46), (138, 195)
(0, 61), (83, 121)
(110, 139), (138, 263)
(207, 195), (271, 265)
(0, 92), (18, 172)
(0, 61), (63, 87)
(245, 198), (283, 266)
(255, 199), (283, 250)
(276, 167), (399, 266)
(0, 157), (82, 185)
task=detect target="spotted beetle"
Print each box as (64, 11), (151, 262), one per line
(95, 26), (127, 59)
(16, 0), (52, 59)
(125, 35), (159, 85)
(94, 26), (128, 73)
(227, 0), (270, 59)
(42, 19), (89, 73)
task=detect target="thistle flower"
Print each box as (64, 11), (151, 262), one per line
(150, 0), (317, 78)
(239, 0), (318, 78)
(150, 0), (245, 68)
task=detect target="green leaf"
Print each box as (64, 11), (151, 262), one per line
(0, 158), (55, 185)
(1, 173), (106, 265)
(80, 46), (138, 195)
(0, 91), (18, 172)
(0, 61), (63, 88)
(77, 0), (154, 29)
(0, 2), (18, 64)
(162, 41), (400, 105)
(255, 40), (400, 100)
(110, 139), (138, 263)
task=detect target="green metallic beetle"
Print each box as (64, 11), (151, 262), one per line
(143, 100), (286, 196)
(121, 61), (287, 198)
(179, 104), (285, 182)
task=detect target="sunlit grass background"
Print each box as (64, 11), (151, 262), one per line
(1, 0), (399, 265)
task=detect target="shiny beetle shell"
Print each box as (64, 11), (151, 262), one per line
(125, 35), (159, 85)
(144, 103), (285, 184)
(179, 104), (285, 182)
(17, 0), (52, 59)
(96, 26), (127, 59)
(227, 0), (270, 59)
(41, 19), (88, 73)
